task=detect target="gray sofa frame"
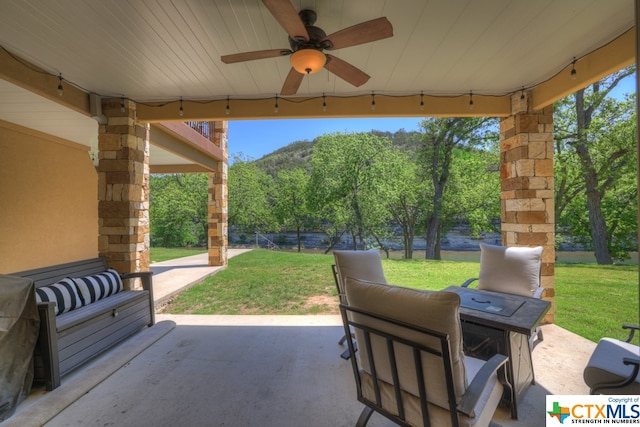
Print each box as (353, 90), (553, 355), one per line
(13, 257), (154, 390)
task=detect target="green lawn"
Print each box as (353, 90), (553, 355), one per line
(161, 249), (639, 343)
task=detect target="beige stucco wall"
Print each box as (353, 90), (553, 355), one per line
(0, 121), (98, 272)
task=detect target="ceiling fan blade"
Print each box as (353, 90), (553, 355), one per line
(324, 55), (370, 87)
(262, 0), (309, 41)
(221, 49), (291, 64)
(324, 17), (393, 50)
(280, 68), (304, 96)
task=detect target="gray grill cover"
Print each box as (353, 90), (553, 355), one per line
(0, 274), (39, 421)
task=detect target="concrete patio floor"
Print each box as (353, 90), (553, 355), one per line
(5, 251), (597, 427)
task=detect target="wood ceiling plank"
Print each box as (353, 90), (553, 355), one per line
(0, 0), (634, 108)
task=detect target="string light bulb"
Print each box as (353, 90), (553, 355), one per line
(570, 58), (577, 80)
(468, 91), (474, 110)
(371, 92), (376, 110)
(274, 95), (279, 113)
(120, 97), (126, 113)
(419, 91), (424, 111)
(179, 97), (184, 117)
(520, 88), (525, 100)
(57, 74), (63, 96)
(225, 96), (230, 115)
(322, 94), (327, 112)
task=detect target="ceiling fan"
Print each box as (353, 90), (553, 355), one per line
(220, 0), (393, 96)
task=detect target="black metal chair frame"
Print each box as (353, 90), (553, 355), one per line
(340, 303), (510, 427)
(332, 264), (357, 359)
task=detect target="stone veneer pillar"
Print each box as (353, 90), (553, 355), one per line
(500, 92), (555, 323)
(98, 98), (150, 286)
(208, 121), (228, 266)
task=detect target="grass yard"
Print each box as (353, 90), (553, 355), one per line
(161, 249), (639, 344)
(554, 264), (639, 344)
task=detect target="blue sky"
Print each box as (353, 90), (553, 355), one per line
(228, 117), (423, 160)
(228, 73), (637, 160)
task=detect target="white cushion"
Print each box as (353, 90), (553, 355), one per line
(477, 243), (542, 297)
(333, 250), (387, 292)
(73, 269), (123, 305)
(359, 359), (502, 427)
(34, 278), (83, 315)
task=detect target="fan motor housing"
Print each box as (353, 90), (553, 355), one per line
(288, 10), (333, 51)
(289, 25), (328, 51)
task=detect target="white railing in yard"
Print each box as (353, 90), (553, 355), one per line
(255, 233), (280, 250)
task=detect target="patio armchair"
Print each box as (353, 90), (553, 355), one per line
(332, 250), (387, 357)
(461, 243), (544, 346)
(341, 277), (511, 427)
(583, 324), (640, 395)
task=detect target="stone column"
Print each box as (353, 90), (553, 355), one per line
(98, 98), (150, 286)
(208, 121), (228, 266)
(499, 92), (555, 323)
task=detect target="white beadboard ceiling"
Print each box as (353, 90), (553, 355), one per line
(0, 0), (635, 164)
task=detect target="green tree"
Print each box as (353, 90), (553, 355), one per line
(554, 67), (637, 263)
(418, 117), (498, 259)
(273, 168), (312, 252)
(308, 132), (396, 250)
(385, 152), (426, 259)
(228, 155), (276, 234)
(450, 147), (501, 238)
(149, 173), (208, 247)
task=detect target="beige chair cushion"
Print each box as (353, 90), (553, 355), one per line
(584, 338), (640, 395)
(333, 250), (387, 294)
(477, 243), (542, 297)
(359, 356), (502, 427)
(344, 277), (467, 411)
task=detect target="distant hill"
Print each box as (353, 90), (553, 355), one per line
(254, 140), (315, 177)
(254, 128), (423, 177)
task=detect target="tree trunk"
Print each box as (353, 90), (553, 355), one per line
(296, 226), (302, 253)
(435, 225), (442, 260)
(322, 229), (346, 254)
(425, 213), (438, 259)
(352, 198), (366, 250)
(394, 198), (418, 259)
(586, 190), (612, 264)
(404, 232), (414, 259)
(372, 235), (389, 258)
(425, 182), (444, 259)
(574, 89), (613, 264)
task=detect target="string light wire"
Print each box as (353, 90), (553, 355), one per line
(0, 40), (620, 113)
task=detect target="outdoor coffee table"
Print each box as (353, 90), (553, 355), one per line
(443, 286), (551, 419)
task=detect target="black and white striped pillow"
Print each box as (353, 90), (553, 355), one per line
(35, 278), (83, 315)
(73, 269), (123, 305)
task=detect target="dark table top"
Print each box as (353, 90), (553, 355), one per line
(443, 286), (551, 336)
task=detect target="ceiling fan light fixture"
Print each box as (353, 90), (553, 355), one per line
(290, 49), (326, 74)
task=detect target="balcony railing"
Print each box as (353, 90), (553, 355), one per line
(186, 121), (213, 141)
